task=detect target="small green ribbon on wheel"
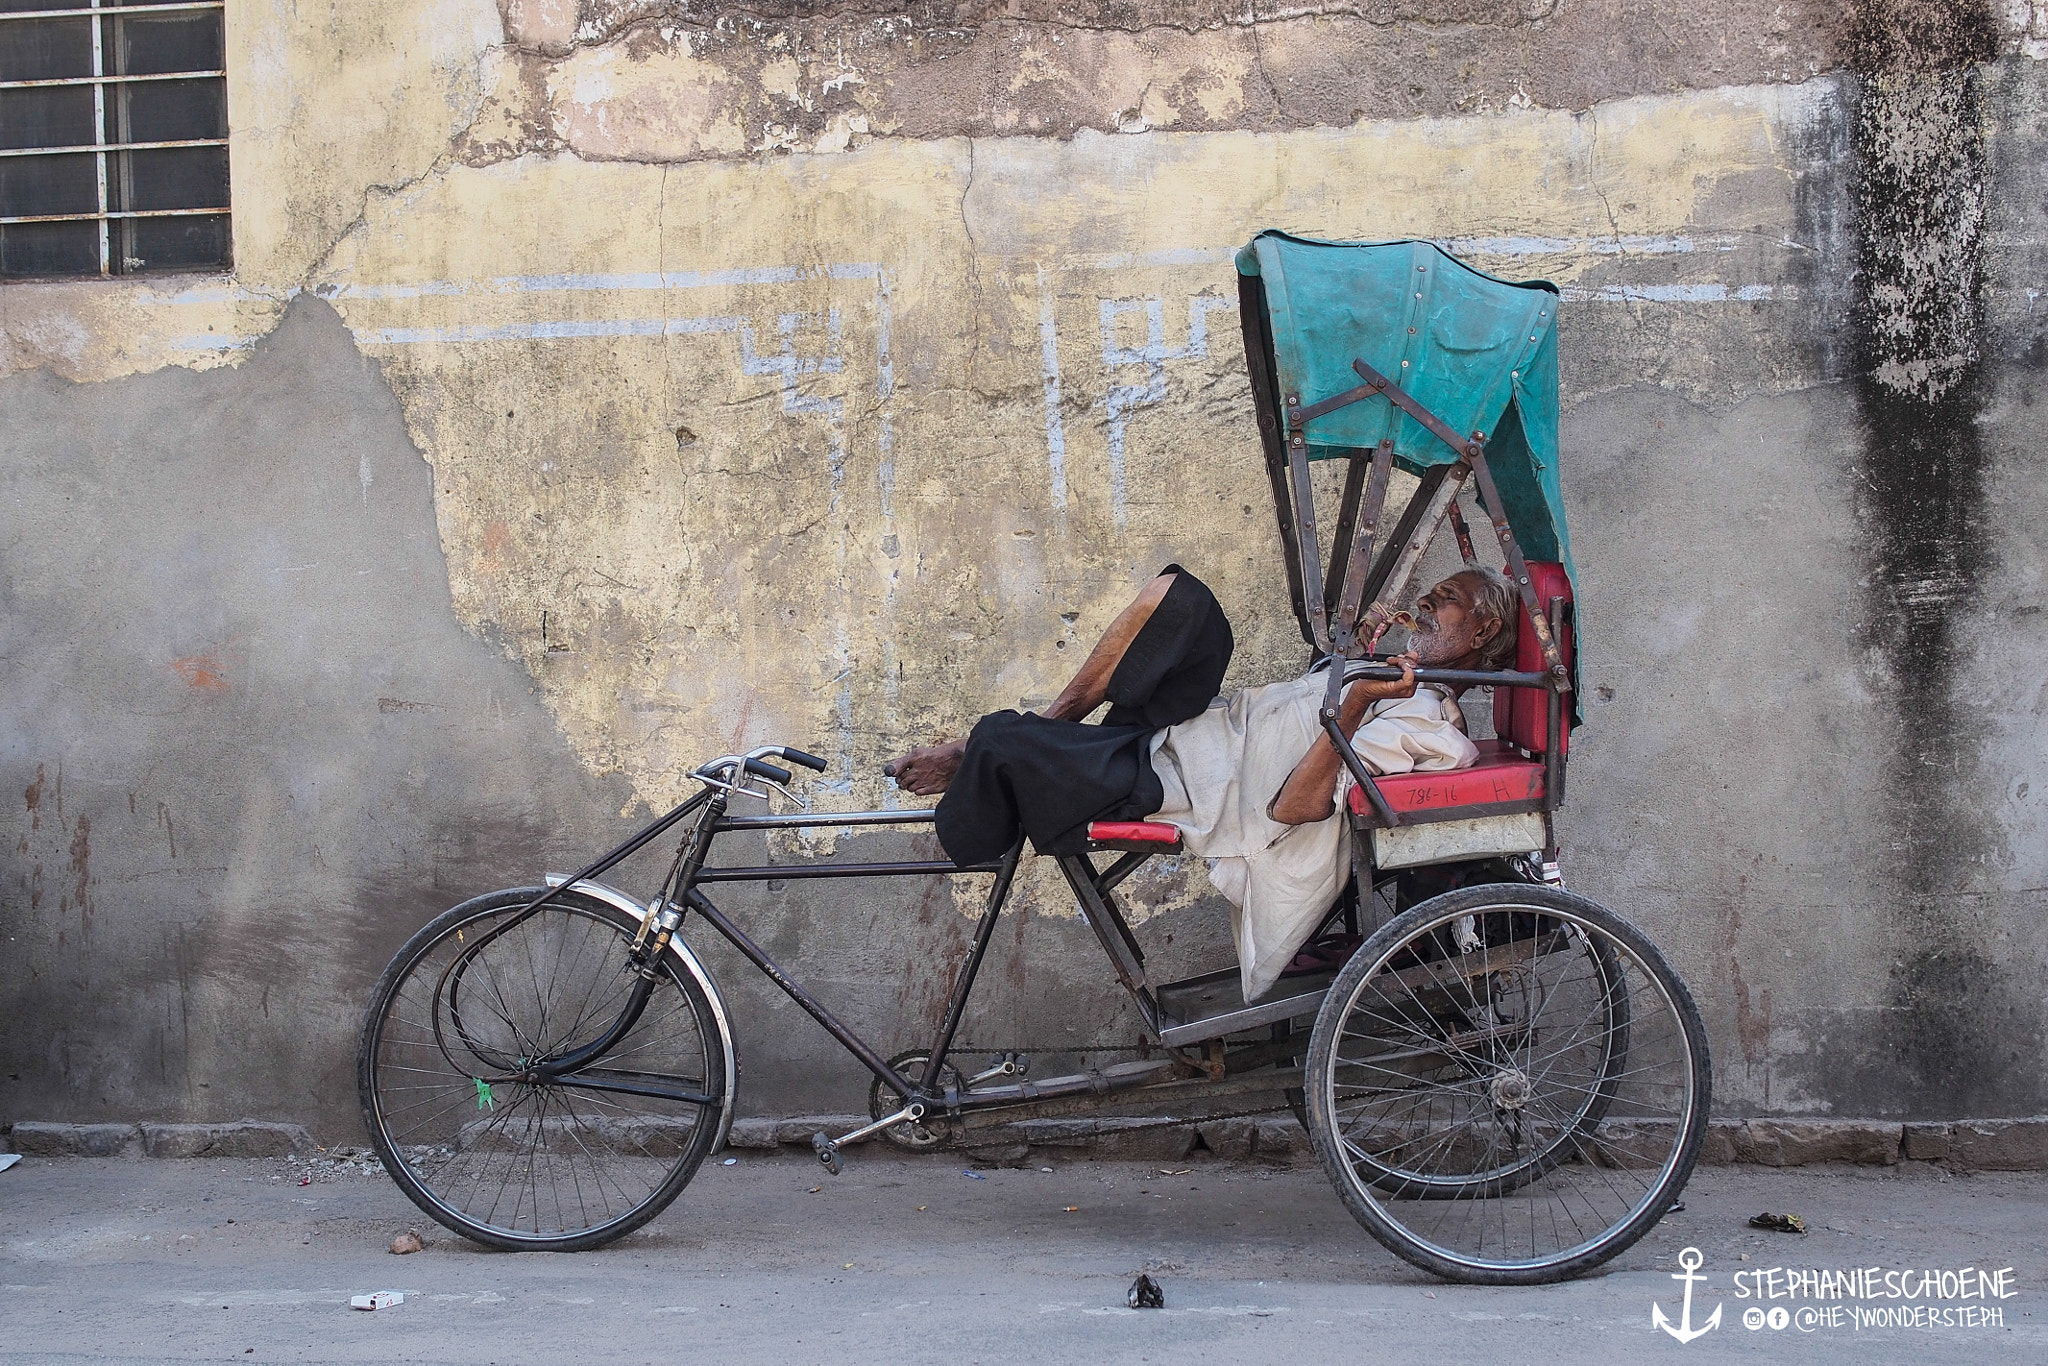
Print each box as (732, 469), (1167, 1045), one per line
(474, 1078), (495, 1111)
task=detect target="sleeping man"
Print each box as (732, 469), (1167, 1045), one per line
(884, 564), (1519, 999)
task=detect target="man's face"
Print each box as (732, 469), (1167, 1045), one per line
(1407, 572), (1503, 667)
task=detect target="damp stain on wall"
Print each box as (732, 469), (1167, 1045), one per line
(1841, 0), (2021, 1116)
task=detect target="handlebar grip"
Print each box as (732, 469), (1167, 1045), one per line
(744, 758), (793, 785)
(780, 747), (829, 772)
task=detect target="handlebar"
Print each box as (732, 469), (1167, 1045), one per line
(1335, 660), (1557, 691)
(693, 745), (832, 792)
(744, 758), (792, 785)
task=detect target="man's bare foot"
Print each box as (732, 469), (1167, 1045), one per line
(884, 739), (967, 796)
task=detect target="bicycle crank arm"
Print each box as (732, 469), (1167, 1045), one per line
(810, 1103), (928, 1177)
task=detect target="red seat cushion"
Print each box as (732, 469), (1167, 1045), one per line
(1087, 820), (1183, 850)
(1347, 750), (1545, 818)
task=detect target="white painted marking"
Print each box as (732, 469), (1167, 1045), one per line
(169, 333), (259, 352)
(1037, 266), (1067, 511)
(1098, 292), (1235, 531)
(1441, 234), (1740, 256)
(1065, 246), (1238, 272)
(1554, 282), (1790, 304)
(331, 263), (887, 301)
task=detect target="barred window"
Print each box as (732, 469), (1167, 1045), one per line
(1, 0), (228, 280)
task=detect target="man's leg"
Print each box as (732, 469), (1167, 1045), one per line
(883, 571), (1178, 794)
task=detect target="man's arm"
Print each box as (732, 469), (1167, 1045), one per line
(883, 572), (1178, 795)
(1266, 657), (1417, 825)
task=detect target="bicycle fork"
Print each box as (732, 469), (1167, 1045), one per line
(527, 790), (728, 1086)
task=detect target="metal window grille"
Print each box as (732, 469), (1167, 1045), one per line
(1, 0), (229, 279)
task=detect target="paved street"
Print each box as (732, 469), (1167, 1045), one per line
(2, 1149), (2043, 1363)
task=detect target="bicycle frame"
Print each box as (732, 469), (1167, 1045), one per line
(523, 768), (1230, 1128)
(684, 800), (1020, 1105)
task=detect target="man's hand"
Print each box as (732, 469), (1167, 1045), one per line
(1347, 653), (1417, 704)
(883, 739), (967, 796)
(1267, 655), (1418, 826)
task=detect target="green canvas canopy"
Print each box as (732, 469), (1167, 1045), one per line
(1235, 232), (1572, 579)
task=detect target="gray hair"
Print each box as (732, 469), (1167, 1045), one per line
(1465, 567), (1520, 671)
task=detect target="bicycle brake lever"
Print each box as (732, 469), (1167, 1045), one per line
(728, 776), (810, 811)
(761, 777), (810, 811)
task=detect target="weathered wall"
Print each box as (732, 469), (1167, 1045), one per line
(3, 1), (2044, 1134)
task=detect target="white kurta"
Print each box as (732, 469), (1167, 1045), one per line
(1146, 671), (1478, 1001)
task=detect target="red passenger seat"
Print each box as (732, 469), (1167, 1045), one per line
(1345, 561), (1570, 823)
(1348, 741), (1544, 818)
(1498, 560), (1573, 760)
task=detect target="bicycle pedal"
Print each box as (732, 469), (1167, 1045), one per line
(811, 1131), (844, 1176)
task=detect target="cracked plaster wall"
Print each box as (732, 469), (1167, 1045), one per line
(3, 1), (2047, 1130)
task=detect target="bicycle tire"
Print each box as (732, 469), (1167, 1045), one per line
(358, 887), (726, 1251)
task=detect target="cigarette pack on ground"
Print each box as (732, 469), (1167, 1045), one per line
(350, 1291), (403, 1311)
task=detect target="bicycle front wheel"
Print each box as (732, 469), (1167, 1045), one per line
(1304, 883), (1710, 1284)
(357, 887), (726, 1251)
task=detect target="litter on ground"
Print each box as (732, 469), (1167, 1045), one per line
(1749, 1212), (1808, 1235)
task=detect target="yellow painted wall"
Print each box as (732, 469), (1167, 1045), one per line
(0, 8), (1828, 929)
(0, 6), (1830, 810)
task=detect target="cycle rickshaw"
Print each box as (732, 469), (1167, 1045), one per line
(358, 232), (1711, 1285)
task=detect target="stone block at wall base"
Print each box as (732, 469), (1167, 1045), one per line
(962, 1140), (1034, 1167)
(722, 1118), (782, 1150)
(1004, 1117), (1198, 1162)
(1903, 1118), (2048, 1170)
(1195, 1118), (1257, 1160)
(1695, 1121), (1740, 1166)
(1253, 1118), (1313, 1161)
(139, 1121), (312, 1158)
(8, 1123), (143, 1157)
(720, 1113), (1288, 1164)
(1720, 1120), (1903, 1167)
(30, 1112), (2048, 1168)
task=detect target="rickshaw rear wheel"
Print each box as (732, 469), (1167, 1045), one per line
(1303, 883), (1710, 1285)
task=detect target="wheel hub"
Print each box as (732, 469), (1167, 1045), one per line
(1489, 1067), (1533, 1111)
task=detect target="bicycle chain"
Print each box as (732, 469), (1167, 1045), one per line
(1020, 1098), (1298, 1136)
(947, 1038), (1299, 1056)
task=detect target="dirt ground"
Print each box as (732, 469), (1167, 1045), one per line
(2, 1149), (2043, 1363)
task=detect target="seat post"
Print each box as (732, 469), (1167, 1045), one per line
(921, 837), (1025, 1089)
(1056, 854), (1160, 1035)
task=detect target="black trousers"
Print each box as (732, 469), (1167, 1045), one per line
(932, 566), (1233, 866)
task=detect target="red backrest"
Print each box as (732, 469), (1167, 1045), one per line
(1498, 560), (1572, 757)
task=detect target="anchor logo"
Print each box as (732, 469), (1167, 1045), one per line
(1652, 1247), (1722, 1344)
